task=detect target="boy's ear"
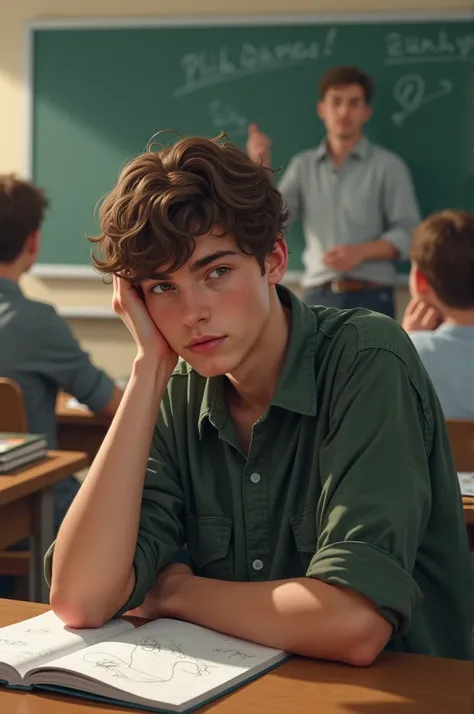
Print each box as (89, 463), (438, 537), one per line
(26, 229), (40, 256)
(414, 266), (430, 295)
(265, 237), (288, 285)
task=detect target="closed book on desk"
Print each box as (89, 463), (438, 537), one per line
(458, 472), (474, 496)
(0, 433), (47, 473)
(0, 611), (287, 713)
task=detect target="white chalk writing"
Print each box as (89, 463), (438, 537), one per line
(392, 74), (452, 125)
(385, 30), (474, 65)
(208, 100), (247, 136)
(174, 29), (337, 97)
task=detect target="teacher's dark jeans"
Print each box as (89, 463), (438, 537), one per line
(304, 285), (395, 318)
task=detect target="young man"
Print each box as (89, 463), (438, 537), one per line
(402, 210), (474, 419)
(0, 175), (123, 532)
(46, 136), (472, 664)
(246, 66), (421, 317)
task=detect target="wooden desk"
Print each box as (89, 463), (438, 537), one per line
(0, 600), (472, 714)
(0, 451), (88, 604)
(56, 393), (111, 465)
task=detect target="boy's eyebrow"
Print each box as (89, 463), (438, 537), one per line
(150, 250), (239, 280)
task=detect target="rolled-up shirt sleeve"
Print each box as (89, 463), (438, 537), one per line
(380, 157), (421, 260)
(278, 155), (303, 226)
(307, 343), (432, 635)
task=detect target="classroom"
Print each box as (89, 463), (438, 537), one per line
(0, 0), (473, 711)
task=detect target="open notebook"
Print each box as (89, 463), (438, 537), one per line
(0, 611), (287, 712)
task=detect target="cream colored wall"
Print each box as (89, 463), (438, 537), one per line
(0, 0), (464, 376)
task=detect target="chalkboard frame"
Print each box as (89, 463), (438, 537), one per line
(25, 9), (473, 281)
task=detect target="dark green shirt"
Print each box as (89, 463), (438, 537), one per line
(45, 286), (472, 660)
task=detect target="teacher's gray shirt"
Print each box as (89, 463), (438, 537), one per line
(279, 136), (421, 288)
(0, 277), (115, 448)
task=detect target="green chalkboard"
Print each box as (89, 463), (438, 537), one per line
(31, 16), (474, 273)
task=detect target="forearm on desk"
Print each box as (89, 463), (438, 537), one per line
(168, 576), (393, 667)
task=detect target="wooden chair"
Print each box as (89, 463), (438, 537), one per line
(0, 378), (30, 589)
(0, 377), (28, 433)
(445, 419), (474, 472)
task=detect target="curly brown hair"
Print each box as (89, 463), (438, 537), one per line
(0, 175), (49, 263)
(411, 210), (474, 309)
(91, 134), (288, 282)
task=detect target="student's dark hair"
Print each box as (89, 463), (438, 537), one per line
(91, 133), (288, 282)
(411, 210), (474, 309)
(318, 66), (375, 104)
(0, 175), (49, 263)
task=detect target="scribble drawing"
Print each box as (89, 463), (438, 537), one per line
(392, 74), (452, 125)
(136, 635), (187, 659)
(0, 638), (27, 647)
(82, 634), (215, 684)
(21, 628), (52, 635)
(214, 648), (256, 660)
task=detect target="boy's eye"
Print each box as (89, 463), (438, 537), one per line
(209, 266), (229, 279)
(150, 283), (173, 294)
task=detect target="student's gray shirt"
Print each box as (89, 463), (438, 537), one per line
(409, 324), (474, 419)
(278, 137), (421, 288)
(0, 278), (115, 447)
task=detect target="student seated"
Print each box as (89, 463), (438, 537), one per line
(0, 175), (123, 534)
(402, 210), (474, 419)
(46, 136), (472, 664)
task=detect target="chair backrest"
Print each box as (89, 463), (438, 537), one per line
(445, 419), (474, 472)
(0, 378), (28, 433)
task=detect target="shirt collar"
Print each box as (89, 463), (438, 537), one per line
(198, 284), (318, 439)
(436, 323), (474, 339)
(315, 135), (370, 162)
(0, 277), (23, 296)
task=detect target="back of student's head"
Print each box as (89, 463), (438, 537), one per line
(92, 134), (288, 282)
(411, 210), (474, 309)
(0, 175), (49, 263)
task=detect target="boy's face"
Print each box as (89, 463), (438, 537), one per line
(317, 84), (371, 142)
(140, 231), (287, 377)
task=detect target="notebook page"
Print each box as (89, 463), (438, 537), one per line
(0, 610), (133, 678)
(39, 618), (285, 708)
(458, 472), (474, 496)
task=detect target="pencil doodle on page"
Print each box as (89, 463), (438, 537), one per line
(20, 627), (52, 635)
(392, 74), (452, 125)
(83, 634), (215, 684)
(214, 648), (256, 660)
(0, 638), (28, 647)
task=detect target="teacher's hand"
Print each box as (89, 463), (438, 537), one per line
(323, 244), (366, 273)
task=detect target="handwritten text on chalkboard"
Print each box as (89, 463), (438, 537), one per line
(386, 30), (474, 64)
(174, 29), (338, 97)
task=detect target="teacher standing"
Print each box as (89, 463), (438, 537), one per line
(246, 66), (421, 317)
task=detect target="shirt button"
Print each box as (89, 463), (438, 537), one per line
(252, 559), (264, 571)
(250, 472), (261, 484)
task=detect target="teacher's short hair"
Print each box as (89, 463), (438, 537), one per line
(319, 66), (375, 104)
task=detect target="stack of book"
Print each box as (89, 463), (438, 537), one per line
(0, 433), (47, 474)
(458, 472), (474, 497)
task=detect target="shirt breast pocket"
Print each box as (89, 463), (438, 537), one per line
(185, 515), (234, 581)
(289, 506), (318, 572)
